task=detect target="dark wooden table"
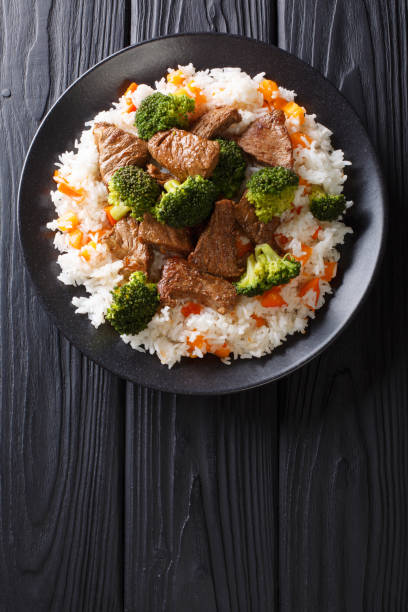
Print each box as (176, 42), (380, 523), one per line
(1, 1), (407, 610)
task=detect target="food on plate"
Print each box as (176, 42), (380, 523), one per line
(246, 166), (299, 221)
(48, 66), (352, 367)
(234, 244), (301, 297)
(154, 176), (216, 228)
(147, 128), (220, 180)
(191, 105), (241, 138)
(188, 199), (244, 279)
(102, 217), (151, 277)
(106, 271), (159, 334)
(233, 194), (280, 245)
(237, 109), (293, 168)
(210, 139), (247, 199)
(309, 186), (347, 221)
(158, 257), (237, 314)
(107, 165), (160, 221)
(135, 92), (194, 139)
(139, 212), (192, 255)
(93, 122), (148, 184)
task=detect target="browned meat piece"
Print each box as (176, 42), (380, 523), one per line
(146, 163), (175, 186)
(191, 106), (241, 139)
(148, 129), (220, 181)
(138, 213), (192, 255)
(102, 217), (151, 277)
(93, 122), (149, 185)
(234, 193), (280, 246)
(158, 258), (237, 314)
(188, 199), (243, 280)
(237, 109), (293, 168)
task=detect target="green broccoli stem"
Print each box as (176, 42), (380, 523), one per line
(163, 179), (180, 193)
(254, 243), (279, 262)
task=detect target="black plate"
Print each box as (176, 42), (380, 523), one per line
(18, 33), (386, 395)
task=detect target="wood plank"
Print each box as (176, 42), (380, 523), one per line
(0, 1), (127, 610)
(277, 1), (408, 610)
(125, 3), (278, 611)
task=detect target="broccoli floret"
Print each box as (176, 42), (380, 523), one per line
(106, 271), (159, 335)
(154, 176), (216, 228)
(246, 166), (299, 222)
(135, 92), (195, 140)
(210, 138), (247, 198)
(234, 243), (301, 297)
(108, 166), (160, 221)
(309, 186), (346, 221)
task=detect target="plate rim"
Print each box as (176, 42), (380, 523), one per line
(18, 32), (387, 395)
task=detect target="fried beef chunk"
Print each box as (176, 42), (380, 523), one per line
(146, 163), (175, 186)
(158, 257), (237, 314)
(138, 213), (192, 255)
(234, 193), (280, 246)
(191, 105), (241, 139)
(102, 217), (151, 277)
(147, 129), (220, 181)
(188, 199), (243, 279)
(237, 109), (293, 168)
(93, 122), (149, 185)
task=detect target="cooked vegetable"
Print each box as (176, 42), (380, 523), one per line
(210, 138), (247, 198)
(246, 166), (299, 222)
(110, 204), (132, 221)
(106, 271), (159, 335)
(282, 101), (305, 125)
(234, 243), (301, 297)
(108, 166), (160, 221)
(258, 286), (287, 308)
(309, 186), (346, 221)
(134, 92), (195, 140)
(154, 176), (216, 228)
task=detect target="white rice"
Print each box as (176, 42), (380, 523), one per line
(47, 65), (353, 367)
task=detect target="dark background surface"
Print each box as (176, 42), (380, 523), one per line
(0, 1), (406, 611)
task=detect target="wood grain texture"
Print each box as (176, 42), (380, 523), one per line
(126, 5), (279, 611)
(0, 1), (126, 610)
(124, 388), (278, 612)
(277, 1), (408, 610)
(130, 0), (275, 43)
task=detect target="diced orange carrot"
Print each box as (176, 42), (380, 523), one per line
(181, 302), (202, 317)
(212, 343), (230, 358)
(57, 181), (84, 200)
(321, 261), (337, 282)
(187, 81), (206, 105)
(258, 79), (279, 103)
(167, 69), (185, 86)
(80, 241), (96, 261)
(290, 131), (313, 148)
(259, 286), (287, 308)
(312, 225), (322, 240)
(251, 313), (267, 327)
(299, 277), (320, 307)
(57, 211), (79, 232)
(294, 244), (313, 266)
(125, 101), (136, 113)
(124, 82), (137, 96)
(273, 97), (288, 110)
(68, 229), (83, 249)
(104, 206), (117, 226)
(283, 101), (305, 125)
(235, 238), (253, 258)
(298, 176), (310, 187)
(187, 334), (209, 354)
